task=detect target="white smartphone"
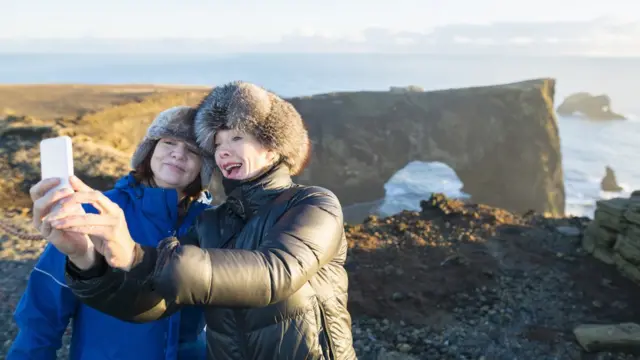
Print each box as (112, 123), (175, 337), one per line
(40, 136), (74, 192)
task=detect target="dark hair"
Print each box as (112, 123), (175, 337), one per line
(132, 140), (204, 202)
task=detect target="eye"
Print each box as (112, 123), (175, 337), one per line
(163, 140), (175, 145)
(232, 136), (243, 141)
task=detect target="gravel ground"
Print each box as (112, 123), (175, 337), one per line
(345, 195), (640, 360)
(2, 195), (640, 359)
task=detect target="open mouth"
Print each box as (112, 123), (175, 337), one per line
(222, 162), (243, 177)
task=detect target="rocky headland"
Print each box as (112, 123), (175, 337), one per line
(289, 78), (565, 217)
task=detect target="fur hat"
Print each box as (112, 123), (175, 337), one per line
(194, 81), (311, 176)
(131, 106), (215, 188)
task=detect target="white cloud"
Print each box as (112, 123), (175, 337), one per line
(1, 17), (639, 56)
(507, 37), (535, 45)
(272, 18), (640, 56)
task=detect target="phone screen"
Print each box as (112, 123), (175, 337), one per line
(40, 136), (74, 192)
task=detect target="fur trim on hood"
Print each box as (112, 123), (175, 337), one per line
(131, 105), (215, 188)
(194, 81), (311, 176)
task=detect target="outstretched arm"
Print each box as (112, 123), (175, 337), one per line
(154, 187), (344, 308)
(63, 222), (203, 323)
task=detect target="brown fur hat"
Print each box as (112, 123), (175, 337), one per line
(131, 106), (215, 188)
(194, 81), (311, 176)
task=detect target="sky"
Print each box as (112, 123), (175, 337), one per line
(2, 0), (640, 55)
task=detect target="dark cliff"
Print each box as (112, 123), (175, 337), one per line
(289, 78), (565, 216)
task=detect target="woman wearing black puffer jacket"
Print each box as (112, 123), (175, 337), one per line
(44, 81), (357, 360)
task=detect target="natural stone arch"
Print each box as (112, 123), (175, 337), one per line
(288, 78), (565, 216)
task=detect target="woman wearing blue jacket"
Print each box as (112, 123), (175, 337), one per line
(8, 105), (216, 360)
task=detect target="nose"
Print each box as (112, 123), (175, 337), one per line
(216, 145), (230, 159)
(171, 143), (187, 159)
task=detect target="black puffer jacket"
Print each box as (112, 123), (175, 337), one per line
(65, 164), (357, 360)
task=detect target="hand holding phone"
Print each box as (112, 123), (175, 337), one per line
(38, 136), (93, 265)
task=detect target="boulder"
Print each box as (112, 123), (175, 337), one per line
(613, 234), (640, 266)
(586, 195), (640, 284)
(573, 323), (640, 353)
(583, 220), (618, 250)
(626, 205), (640, 227)
(288, 78), (565, 216)
(557, 92), (626, 120)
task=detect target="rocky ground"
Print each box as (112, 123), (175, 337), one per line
(1, 194), (640, 359)
(345, 195), (640, 360)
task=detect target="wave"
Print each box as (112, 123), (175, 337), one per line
(379, 161), (470, 216)
(381, 168), (636, 220)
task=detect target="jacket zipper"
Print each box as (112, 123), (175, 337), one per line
(165, 222), (180, 358)
(318, 301), (337, 359)
(165, 204), (187, 356)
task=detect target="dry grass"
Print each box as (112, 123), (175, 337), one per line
(0, 84), (209, 121)
(0, 84), (211, 210)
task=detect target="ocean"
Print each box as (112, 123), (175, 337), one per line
(1, 53), (638, 218)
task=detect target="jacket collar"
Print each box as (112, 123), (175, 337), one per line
(114, 172), (208, 226)
(223, 162), (292, 220)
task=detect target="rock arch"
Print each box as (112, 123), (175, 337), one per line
(289, 78), (565, 216)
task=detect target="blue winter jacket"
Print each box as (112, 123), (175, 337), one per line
(8, 174), (209, 360)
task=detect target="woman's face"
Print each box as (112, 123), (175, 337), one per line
(150, 138), (202, 192)
(214, 129), (277, 180)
